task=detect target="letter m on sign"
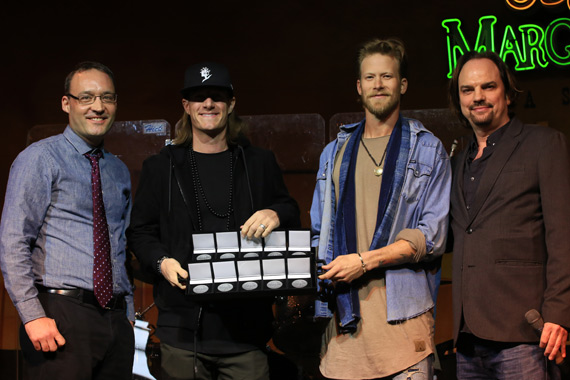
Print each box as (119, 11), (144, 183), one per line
(442, 16), (498, 78)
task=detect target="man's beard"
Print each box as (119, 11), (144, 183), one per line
(465, 102), (496, 127)
(361, 92), (400, 121)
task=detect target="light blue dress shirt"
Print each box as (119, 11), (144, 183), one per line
(0, 126), (133, 323)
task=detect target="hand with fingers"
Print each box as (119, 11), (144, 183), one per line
(160, 257), (189, 289)
(25, 317), (66, 352)
(318, 253), (365, 283)
(541, 322), (568, 362)
(240, 209), (280, 239)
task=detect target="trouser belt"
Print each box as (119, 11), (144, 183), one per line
(37, 285), (126, 310)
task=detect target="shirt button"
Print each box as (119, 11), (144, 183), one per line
(466, 205), (470, 210)
(467, 228), (473, 234)
(470, 177), (475, 181)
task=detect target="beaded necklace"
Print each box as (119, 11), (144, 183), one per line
(187, 144), (234, 231)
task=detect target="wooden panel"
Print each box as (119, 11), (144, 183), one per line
(242, 114), (326, 230)
(242, 114), (326, 173)
(283, 173), (316, 229)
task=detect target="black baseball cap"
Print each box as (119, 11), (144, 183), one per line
(181, 61), (233, 96)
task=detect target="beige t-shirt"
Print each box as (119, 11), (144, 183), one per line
(320, 135), (434, 380)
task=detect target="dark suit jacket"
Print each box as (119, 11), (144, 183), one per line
(450, 117), (570, 343)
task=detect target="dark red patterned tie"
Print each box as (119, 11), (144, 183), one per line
(85, 151), (113, 308)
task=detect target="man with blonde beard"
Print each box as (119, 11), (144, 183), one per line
(310, 38), (451, 379)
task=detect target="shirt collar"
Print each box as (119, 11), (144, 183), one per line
(63, 126), (106, 156)
(468, 119), (511, 157)
(486, 119), (511, 146)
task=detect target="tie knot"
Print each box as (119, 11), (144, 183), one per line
(84, 150), (103, 164)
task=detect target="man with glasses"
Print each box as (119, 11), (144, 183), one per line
(0, 61), (134, 379)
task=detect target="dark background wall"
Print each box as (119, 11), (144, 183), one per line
(2, 1), (568, 167)
(0, 0), (568, 364)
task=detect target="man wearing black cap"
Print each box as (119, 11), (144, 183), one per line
(127, 62), (300, 379)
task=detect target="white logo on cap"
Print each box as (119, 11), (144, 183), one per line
(200, 67), (212, 82)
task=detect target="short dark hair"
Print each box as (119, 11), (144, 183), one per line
(64, 61), (115, 94)
(357, 38), (408, 80)
(448, 51), (520, 128)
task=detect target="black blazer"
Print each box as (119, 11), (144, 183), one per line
(450, 117), (570, 343)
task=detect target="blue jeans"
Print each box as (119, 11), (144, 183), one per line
(392, 355), (433, 380)
(456, 334), (559, 380)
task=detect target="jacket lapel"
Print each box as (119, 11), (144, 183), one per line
(467, 119), (522, 225)
(168, 145), (200, 231)
(231, 145), (251, 227)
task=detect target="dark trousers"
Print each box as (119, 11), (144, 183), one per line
(20, 292), (134, 380)
(160, 343), (269, 380)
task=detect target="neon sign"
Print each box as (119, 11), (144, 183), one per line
(442, 15), (570, 78)
(505, 0), (570, 11)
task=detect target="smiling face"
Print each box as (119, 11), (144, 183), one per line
(61, 69), (117, 147)
(357, 53), (407, 122)
(182, 87), (236, 139)
(458, 58), (511, 134)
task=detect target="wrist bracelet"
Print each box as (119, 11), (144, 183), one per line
(157, 256), (169, 275)
(357, 252), (367, 274)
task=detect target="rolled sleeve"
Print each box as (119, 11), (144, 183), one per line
(396, 228), (426, 263)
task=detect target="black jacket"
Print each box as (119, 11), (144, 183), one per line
(450, 118), (570, 343)
(127, 137), (301, 350)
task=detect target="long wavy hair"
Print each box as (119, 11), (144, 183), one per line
(172, 109), (248, 146)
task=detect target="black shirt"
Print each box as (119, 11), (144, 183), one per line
(161, 148), (273, 355)
(462, 121), (511, 211)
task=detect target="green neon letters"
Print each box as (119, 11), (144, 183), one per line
(442, 15), (570, 78)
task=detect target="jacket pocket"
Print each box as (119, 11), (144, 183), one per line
(495, 259), (542, 266)
(403, 160), (433, 203)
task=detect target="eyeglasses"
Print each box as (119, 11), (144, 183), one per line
(66, 93), (118, 105)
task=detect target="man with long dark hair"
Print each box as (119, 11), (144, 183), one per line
(448, 51), (570, 379)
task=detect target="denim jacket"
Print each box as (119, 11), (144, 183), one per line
(311, 117), (451, 323)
